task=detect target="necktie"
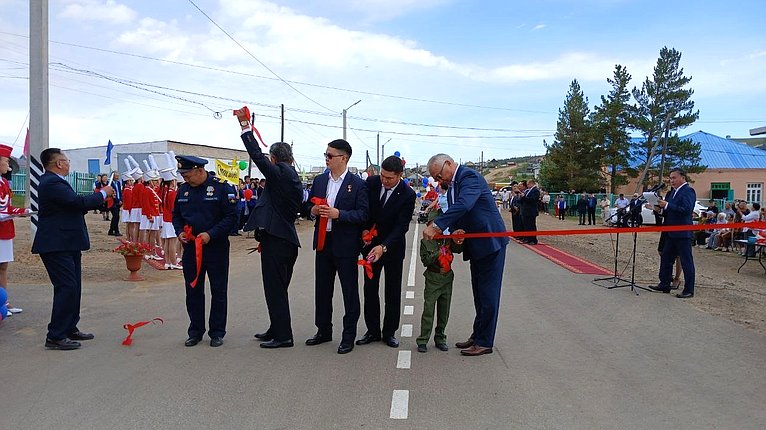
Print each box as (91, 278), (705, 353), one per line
(381, 188), (391, 206)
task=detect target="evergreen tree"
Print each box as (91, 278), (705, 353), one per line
(592, 64), (633, 194)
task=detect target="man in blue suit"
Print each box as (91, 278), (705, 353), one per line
(32, 148), (114, 350)
(649, 167), (696, 298)
(422, 154), (509, 356)
(306, 139), (369, 354)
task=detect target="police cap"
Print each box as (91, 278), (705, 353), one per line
(176, 155), (208, 173)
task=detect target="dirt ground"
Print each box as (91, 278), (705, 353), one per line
(6, 210), (765, 334)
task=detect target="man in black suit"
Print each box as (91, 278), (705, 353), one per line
(32, 148), (114, 350)
(519, 179), (540, 244)
(356, 156), (416, 348)
(306, 139), (369, 354)
(236, 108), (303, 349)
(107, 171), (123, 236)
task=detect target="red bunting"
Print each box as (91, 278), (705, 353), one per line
(357, 259), (374, 279)
(437, 244), (454, 272)
(362, 224), (378, 243)
(310, 197), (329, 251)
(122, 318), (164, 346)
(183, 225), (204, 288)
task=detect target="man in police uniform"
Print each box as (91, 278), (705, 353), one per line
(172, 155), (238, 347)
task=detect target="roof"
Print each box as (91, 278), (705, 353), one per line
(628, 130), (766, 169)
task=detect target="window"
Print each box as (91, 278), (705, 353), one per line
(746, 183), (762, 204)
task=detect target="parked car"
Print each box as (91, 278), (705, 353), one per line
(609, 200), (706, 226)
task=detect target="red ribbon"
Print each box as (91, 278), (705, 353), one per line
(183, 225), (204, 288)
(357, 259), (374, 279)
(362, 224), (378, 243)
(311, 197), (329, 251)
(234, 106), (267, 148)
(437, 245), (453, 272)
(122, 318), (164, 346)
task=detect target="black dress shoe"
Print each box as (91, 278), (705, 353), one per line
(210, 337), (224, 347)
(305, 332), (332, 346)
(337, 343), (354, 354)
(184, 337), (202, 347)
(355, 333), (381, 345)
(45, 338), (81, 350)
(676, 292), (694, 299)
(260, 339), (294, 349)
(383, 336), (399, 348)
(68, 331), (95, 341)
(648, 285), (671, 293)
(435, 343), (448, 351)
(254, 331), (274, 341)
(417, 344), (427, 353)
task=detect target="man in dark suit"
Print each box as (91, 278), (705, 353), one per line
(306, 139), (369, 354)
(519, 179), (540, 244)
(509, 184), (523, 237)
(649, 167), (696, 298)
(107, 171), (123, 236)
(422, 154), (509, 357)
(576, 193), (588, 225)
(32, 148), (114, 350)
(356, 155), (416, 348)
(586, 193), (598, 225)
(236, 108), (303, 349)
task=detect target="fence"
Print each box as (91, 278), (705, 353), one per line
(11, 169), (97, 196)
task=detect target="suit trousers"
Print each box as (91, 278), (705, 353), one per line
(363, 255), (404, 338)
(578, 211), (586, 224)
(314, 233), (360, 344)
(108, 205), (121, 234)
(587, 208), (596, 225)
(468, 247), (506, 348)
(259, 231), (298, 341)
(522, 215), (538, 243)
(42, 251), (83, 341)
(416, 270), (453, 345)
(183, 241), (229, 339)
(659, 237), (695, 295)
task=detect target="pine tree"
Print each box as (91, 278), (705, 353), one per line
(593, 64), (633, 194)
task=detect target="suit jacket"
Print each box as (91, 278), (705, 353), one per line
(661, 184), (696, 239)
(31, 171), (106, 254)
(363, 176), (416, 261)
(241, 131), (303, 246)
(308, 171), (369, 258)
(112, 180), (123, 205)
(434, 166), (508, 261)
(519, 186), (540, 217)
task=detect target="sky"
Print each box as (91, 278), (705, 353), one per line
(1, 0), (765, 171)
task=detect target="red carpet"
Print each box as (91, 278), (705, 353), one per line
(520, 241), (612, 275)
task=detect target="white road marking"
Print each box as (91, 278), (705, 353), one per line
(403, 305), (414, 315)
(405, 291), (415, 299)
(407, 223), (419, 287)
(390, 390), (409, 419)
(396, 350), (412, 369)
(401, 324), (413, 337)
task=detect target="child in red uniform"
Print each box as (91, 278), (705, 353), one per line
(0, 144), (31, 315)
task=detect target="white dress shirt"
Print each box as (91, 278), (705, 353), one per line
(325, 170), (347, 231)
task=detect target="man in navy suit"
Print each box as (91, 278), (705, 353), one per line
(237, 108), (303, 349)
(356, 156), (416, 348)
(306, 139), (369, 354)
(107, 171), (123, 236)
(32, 148), (114, 350)
(649, 167), (696, 298)
(422, 154), (509, 356)
(519, 179), (540, 244)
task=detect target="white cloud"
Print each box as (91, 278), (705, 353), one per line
(117, 18), (190, 60)
(532, 24), (546, 31)
(59, 0), (137, 24)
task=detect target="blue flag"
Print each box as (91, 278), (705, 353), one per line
(104, 139), (114, 165)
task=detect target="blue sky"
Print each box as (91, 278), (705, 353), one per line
(1, 0), (764, 170)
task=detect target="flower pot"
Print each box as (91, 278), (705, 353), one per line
(123, 254), (145, 281)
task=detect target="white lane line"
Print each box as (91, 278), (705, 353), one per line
(405, 291), (415, 299)
(390, 390), (409, 419)
(401, 324), (413, 337)
(396, 350), (412, 369)
(403, 305), (414, 315)
(407, 222), (419, 287)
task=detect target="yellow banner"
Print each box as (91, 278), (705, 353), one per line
(215, 159), (239, 184)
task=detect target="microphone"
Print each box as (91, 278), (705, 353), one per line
(647, 183), (666, 193)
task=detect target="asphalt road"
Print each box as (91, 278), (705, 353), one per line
(1, 220), (764, 429)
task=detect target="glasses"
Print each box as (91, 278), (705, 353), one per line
(324, 152), (345, 160)
(433, 161), (448, 181)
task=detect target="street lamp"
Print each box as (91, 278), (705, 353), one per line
(381, 138), (392, 161)
(342, 99), (362, 141)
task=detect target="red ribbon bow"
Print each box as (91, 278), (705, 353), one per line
(357, 258), (374, 279)
(234, 106), (267, 148)
(183, 225), (204, 288)
(311, 197), (329, 251)
(362, 224), (378, 243)
(437, 244), (454, 272)
(122, 318), (164, 346)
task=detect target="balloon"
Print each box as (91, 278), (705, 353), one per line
(239, 160), (248, 170)
(422, 177), (429, 187)
(361, 172), (369, 179)
(244, 189), (254, 200)
(416, 192), (421, 198)
(403, 178), (409, 186)
(394, 151), (401, 157)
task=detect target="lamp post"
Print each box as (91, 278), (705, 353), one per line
(381, 138), (391, 162)
(342, 99), (362, 141)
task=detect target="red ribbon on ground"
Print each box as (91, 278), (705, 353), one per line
(437, 245), (453, 272)
(183, 225), (203, 288)
(122, 318), (164, 346)
(357, 259), (374, 279)
(234, 107), (267, 148)
(433, 221), (766, 240)
(311, 197), (329, 251)
(362, 224), (378, 243)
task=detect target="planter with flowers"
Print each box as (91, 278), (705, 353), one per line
(113, 242), (153, 281)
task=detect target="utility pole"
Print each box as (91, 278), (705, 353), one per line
(376, 132), (380, 169)
(342, 99), (361, 141)
(280, 104), (285, 142)
(27, 0), (49, 239)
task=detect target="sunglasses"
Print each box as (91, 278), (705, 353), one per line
(324, 152), (345, 160)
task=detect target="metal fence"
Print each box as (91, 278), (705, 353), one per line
(11, 169), (97, 196)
